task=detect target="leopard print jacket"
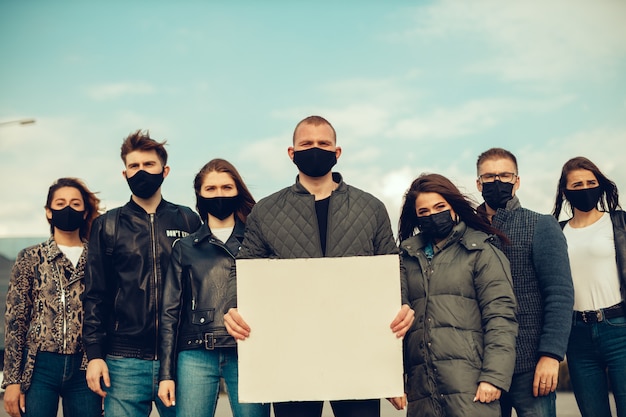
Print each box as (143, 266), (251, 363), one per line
(2, 237), (89, 391)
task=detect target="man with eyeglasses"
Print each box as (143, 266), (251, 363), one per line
(475, 148), (574, 417)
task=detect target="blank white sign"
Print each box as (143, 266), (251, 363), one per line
(236, 255), (404, 403)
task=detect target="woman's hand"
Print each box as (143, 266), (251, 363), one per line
(473, 381), (501, 403)
(158, 380), (176, 407)
(4, 384), (25, 417)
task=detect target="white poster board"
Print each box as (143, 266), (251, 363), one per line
(236, 255), (404, 403)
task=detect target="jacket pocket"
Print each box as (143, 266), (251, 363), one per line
(191, 308), (215, 325)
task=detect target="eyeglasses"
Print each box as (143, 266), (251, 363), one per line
(478, 172), (518, 184)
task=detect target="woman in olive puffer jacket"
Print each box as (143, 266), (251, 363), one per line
(397, 173), (518, 417)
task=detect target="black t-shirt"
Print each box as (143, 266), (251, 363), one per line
(315, 196), (330, 256)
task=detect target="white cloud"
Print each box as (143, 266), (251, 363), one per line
(86, 82), (156, 100)
(396, 0), (626, 83)
(387, 95), (576, 141)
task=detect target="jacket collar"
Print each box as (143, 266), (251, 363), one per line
(126, 196), (168, 214)
(478, 195), (522, 222)
(45, 236), (88, 266)
(193, 218), (245, 252)
(291, 172), (346, 195)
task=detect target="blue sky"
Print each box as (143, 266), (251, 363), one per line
(1, 0), (625, 238)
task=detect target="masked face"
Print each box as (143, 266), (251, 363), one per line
(292, 147), (337, 178)
(50, 206), (85, 232)
(481, 180), (514, 210)
(416, 210), (455, 240)
(564, 187), (602, 212)
(197, 195), (240, 221)
(126, 169), (164, 199)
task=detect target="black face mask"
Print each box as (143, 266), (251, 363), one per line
(50, 206), (85, 232)
(126, 169), (164, 199)
(416, 210), (455, 240)
(293, 147), (337, 178)
(564, 187), (602, 212)
(197, 195), (240, 221)
(481, 180), (514, 210)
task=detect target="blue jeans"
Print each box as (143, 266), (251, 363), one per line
(500, 370), (556, 417)
(105, 355), (174, 417)
(25, 351), (102, 417)
(176, 348), (269, 417)
(567, 315), (626, 417)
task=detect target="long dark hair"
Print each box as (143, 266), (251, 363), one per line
(45, 177), (101, 240)
(193, 158), (255, 223)
(398, 173), (509, 243)
(552, 156), (621, 219)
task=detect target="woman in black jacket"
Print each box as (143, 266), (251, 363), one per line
(157, 159), (269, 417)
(553, 156), (626, 417)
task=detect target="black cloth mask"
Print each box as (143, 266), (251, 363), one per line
(50, 206), (85, 232)
(197, 195), (240, 221)
(126, 169), (164, 199)
(481, 180), (514, 210)
(416, 210), (455, 240)
(564, 187), (602, 213)
(293, 147), (337, 178)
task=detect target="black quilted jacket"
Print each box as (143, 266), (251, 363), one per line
(238, 172), (398, 260)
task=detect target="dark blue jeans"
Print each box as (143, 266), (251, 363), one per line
(567, 315), (626, 417)
(25, 351), (102, 417)
(500, 370), (556, 417)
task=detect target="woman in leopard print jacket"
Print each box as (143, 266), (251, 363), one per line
(2, 178), (102, 417)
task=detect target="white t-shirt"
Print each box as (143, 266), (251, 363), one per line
(212, 226), (234, 244)
(563, 212), (621, 311)
(57, 244), (84, 268)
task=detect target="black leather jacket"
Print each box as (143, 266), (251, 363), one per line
(83, 198), (201, 361)
(611, 210), (626, 302)
(158, 220), (244, 381)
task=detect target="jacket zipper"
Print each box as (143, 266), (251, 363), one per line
(150, 213), (159, 360)
(55, 263), (68, 352)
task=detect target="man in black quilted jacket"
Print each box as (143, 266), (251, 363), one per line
(224, 115), (414, 417)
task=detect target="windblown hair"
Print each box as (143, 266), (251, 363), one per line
(45, 177), (102, 240)
(398, 173), (509, 243)
(292, 115), (337, 144)
(120, 129), (168, 166)
(193, 158), (256, 223)
(552, 156), (621, 219)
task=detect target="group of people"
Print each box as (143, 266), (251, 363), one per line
(2, 115), (625, 417)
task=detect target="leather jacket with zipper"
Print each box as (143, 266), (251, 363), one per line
(83, 198), (201, 361)
(158, 220), (244, 381)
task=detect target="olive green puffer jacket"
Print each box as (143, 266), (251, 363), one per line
(401, 222), (517, 417)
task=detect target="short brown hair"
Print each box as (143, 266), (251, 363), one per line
(476, 148), (518, 175)
(292, 115), (337, 144)
(120, 130), (168, 166)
